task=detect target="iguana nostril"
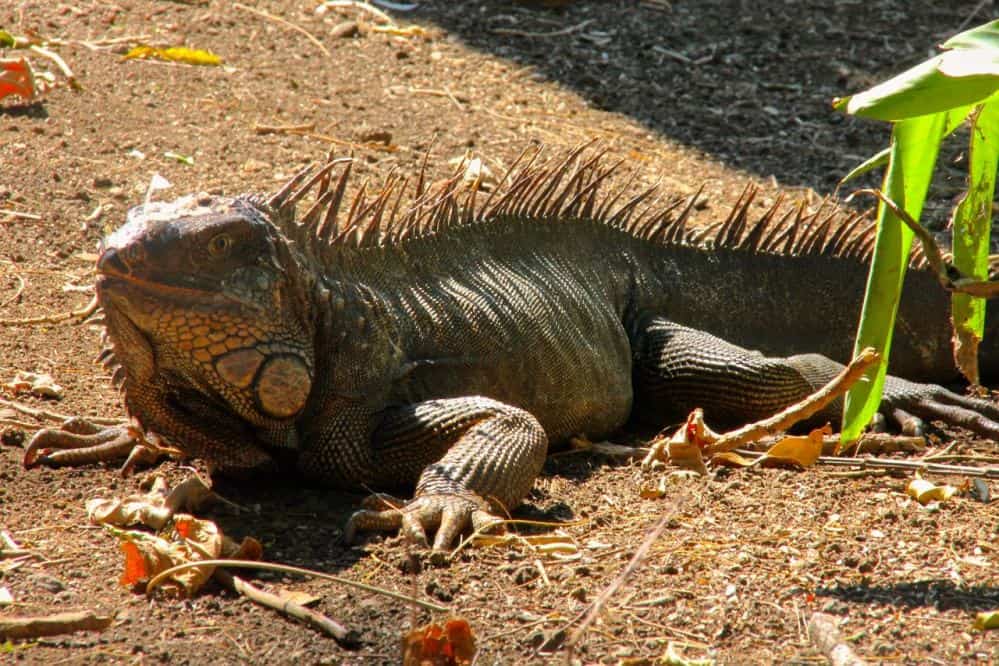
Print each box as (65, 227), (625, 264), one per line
(96, 246), (130, 276)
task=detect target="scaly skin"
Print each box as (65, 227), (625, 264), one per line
(25, 149), (999, 549)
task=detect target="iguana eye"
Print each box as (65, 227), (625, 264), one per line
(208, 233), (233, 257)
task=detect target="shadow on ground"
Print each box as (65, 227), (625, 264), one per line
(413, 1), (995, 196)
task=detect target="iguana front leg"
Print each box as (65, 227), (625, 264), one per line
(309, 397), (548, 551)
(24, 385), (277, 475)
(24, 418), (167, 472)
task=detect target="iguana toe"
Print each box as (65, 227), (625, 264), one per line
(24, 420), (169, 474)
(345, 492), (502, 551)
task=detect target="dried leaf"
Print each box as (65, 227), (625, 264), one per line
(710, 451), (756, 468)
(974, 609), (999, 631)
(114, 515), (222, 596)
(3, 371), (64, 400)
(0, 58), (36, 102)
(758, 425), (829, 469)
(88, 474), (216, 531)
(123, 45), (223, 66)
(402, 617), (477, 666)
(907, 476), (958, 505)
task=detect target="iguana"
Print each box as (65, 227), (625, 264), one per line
(24, 146), (999, 549)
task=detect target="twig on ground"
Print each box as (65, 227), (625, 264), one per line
(735, 432), (924, 456)
(707, 348), (880, 455)
(28, 44), (80, 90)
(1, 274), (25, 309)
(807, 612), (867, 666)
(732, 448), (999, 479)
(410, 86), (466, 110)
(492, 19), (595, 39)
(0, 294), (98, 326)
(319, 1), (397, 25)
(77, 35), (151, 50)
(0, 398), (120, 426)
(234, 3), (330, 58)
(253, 122), (317, 135)
(0, 610), (112, 640)
(1, 418), (39, 430)
(0, 209), (42, 221)
(213, 568), (360, 645)
(146, 559), (450, 613)
(564, 496), (681, 659)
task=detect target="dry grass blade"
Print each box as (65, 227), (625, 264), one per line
(146, 559), (450, 613)
(233, 3), (330, 58)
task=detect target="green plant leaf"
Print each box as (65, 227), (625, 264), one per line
(842, 113), (947, 441)
(839, 105), (974, 187)
(942, 19), (999, 51)
(839, 148), (889, 186)
(834, 50), (999, 120)
(951, 101), (999, 383)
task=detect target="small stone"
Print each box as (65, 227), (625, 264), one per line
(360, 129), (392, 145)
(330, 21), (358, 39)
(1, 428), (26, 448)
(513, 565), (538, 585)
(93, 177), (113, 188)
(32, 574), (67, 594)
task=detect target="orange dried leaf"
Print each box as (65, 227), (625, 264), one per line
(120, 541), (149, 586)
(0, 58), (37, 102)
(759, 424), (829, 469)
(402, 617), (477, 666)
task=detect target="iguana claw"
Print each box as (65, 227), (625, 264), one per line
(24, 418), (171, 475)
(344, 492), (504, 551)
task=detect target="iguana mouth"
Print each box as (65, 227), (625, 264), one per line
(96, 247), (221, 301)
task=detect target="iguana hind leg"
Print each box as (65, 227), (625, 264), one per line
(631, 314), (999, 437)
(342, 397), (548, 551)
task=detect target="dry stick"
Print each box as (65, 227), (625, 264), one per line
(732, 448), (999, 479)
(564, 501), (679, 662)
(0, 209), (42, 220)
(807, 612), (867, 666)
(146, 559), (450, 613)
(320, 1), (397, 25)
(853, 188), (999, 299)
(0, 397), (120, 426)
(0, 610), (112, 640)
(410, 87), (466, 111)
(253, 122), (317, 134)
(233, 3), (331, 58)
(0, 293), (98, 326)
(0, 274), (25, 308)
(212, 568), (360, 645)
(28, 44), (80, 90)
(492, 19), (595, 39)
(707, 348), (880, 455)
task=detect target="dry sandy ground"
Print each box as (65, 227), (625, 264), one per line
(1, 1), (997, 663)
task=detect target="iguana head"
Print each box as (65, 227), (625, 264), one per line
(96, 194), (315, 454)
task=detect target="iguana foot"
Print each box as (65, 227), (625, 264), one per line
(344, 492), (504, 551)
(881, 375), (999, 439)
(24, 418), (171, 475)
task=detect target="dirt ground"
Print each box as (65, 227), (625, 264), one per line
(1, 1), (998, 663)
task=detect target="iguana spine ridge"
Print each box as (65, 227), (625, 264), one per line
(260, 145), (931, 272)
